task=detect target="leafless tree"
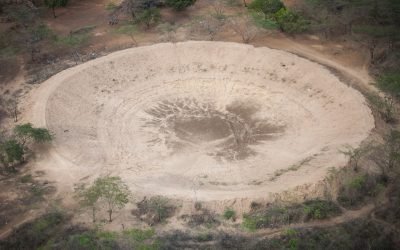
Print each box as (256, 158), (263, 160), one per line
(370, 130), (400, 181)
(230, 14), (258, 43)
(200, 15), (224, 41)
(1, 97), (19, 122)
(339, 144), (372, 172)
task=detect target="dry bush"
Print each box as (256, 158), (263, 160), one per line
(132, 196), (176, 225)
(230, 14), (259, 43)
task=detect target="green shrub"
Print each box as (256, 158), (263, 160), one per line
(56, 33), (90, 48)
(20, 174), (33, 183)
(223, 208), (236, 220)
(366, 93), (396, 123)
(123, 228), (160, 250)
(250, 10), (279, 29)
(136, 7), (161, 29)
(242, 200), (341, 230)
(106, 2), (118, 11)
(338, 174), (382, 208)
(242, 215), (258, 231)
(274, 8), (309, 33)
(123, 228), (155, 242)
(0, 211), (66, 249)
(65, 230), (119, 250)
(0, 139), (24, 166)
(196, 232), (213, 242)
(248, 0), (284, 16)
(166, 0), (196, 11)
(303, 200), (341, 220)
(376, 72), (400, 98)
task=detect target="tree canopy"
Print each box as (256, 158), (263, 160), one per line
(166, 0), (196, 11)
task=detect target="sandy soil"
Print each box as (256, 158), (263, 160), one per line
(23, 41), (374, 204)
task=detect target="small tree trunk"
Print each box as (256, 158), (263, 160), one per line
(129, 35), (137, 46)
(13, 108), (18, 122)
(92, 207), (96, 223)
(52, 6), (56, 18)
(243, 0), (247, 7)
(108, 209), (112, 222)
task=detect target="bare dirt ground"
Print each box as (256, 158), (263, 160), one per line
(24, 41), (374, 204)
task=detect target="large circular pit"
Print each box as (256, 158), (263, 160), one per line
(30, 42), (374, 201)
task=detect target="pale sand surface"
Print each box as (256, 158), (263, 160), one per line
(26, 41), (374, 201)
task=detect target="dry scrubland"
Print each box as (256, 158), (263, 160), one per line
(0, 0), (400, 249)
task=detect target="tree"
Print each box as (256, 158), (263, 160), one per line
(95, 176), (131, 222)
(0, 139), (24, 169)
(166, 0), (196, 11)
(340, 144), (372, 172)
(75, 183), (101, 223)
(367, 94), (396, 123)
(0, 124), (52, 172)
(230, 14), (259, 43)
(14, 123), (52, 147)
(44, 0), (69, 18)
(148, 196), (170, 223)
(192, 15), (224, 41)
(370, 130), (400, 181)
(4, 4), (37, 28)
(274, 8), (308, 33)
(136, 7), (161, 29)
(248, 0), (284, 16)
(28, 24), (54, 61)
(2, 98), (19, 122)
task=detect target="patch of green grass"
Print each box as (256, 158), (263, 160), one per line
(196, 232), (213, 242)
(56, 33), (90, 48)
(223, 208), (236, 220)
(242, 215), (259, 231)
(71, 25), (97, 35)
(54, 25), (93, 48)
(0, 211), (66, 249)
(123, 228), (155, 242)
(0, 46), (18, 59)
(106, 2), (119, 11)
(251, 11), (279, 30)
(376, 72), (400, 98)
(123, 228), (160, 250)
(366, 93), (396, 123)
(30, 184), (45, 198)
(303, 200), (341, 220)
(20, 174), (33, 183)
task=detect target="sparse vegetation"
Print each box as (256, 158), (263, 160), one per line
(44, 0), (69, 18)
(75, 176), (131, 222)
(166, 0), (196, 11)
(230, 13), (259, 43)
(367, 93), (396, 123)
(0, 124), (52, 172)
(376, 72), (400, 98)
(223, 208), (236, 221)
(133, 196), (176, 225)
(243, 199), (341, 230)
(115, 23), (138, 45)
(340, 144), (372, 172)
(0, 210), (67, 249)
(337, 174), (384, 208)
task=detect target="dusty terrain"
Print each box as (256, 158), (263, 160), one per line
(24, 41), (374, 203)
